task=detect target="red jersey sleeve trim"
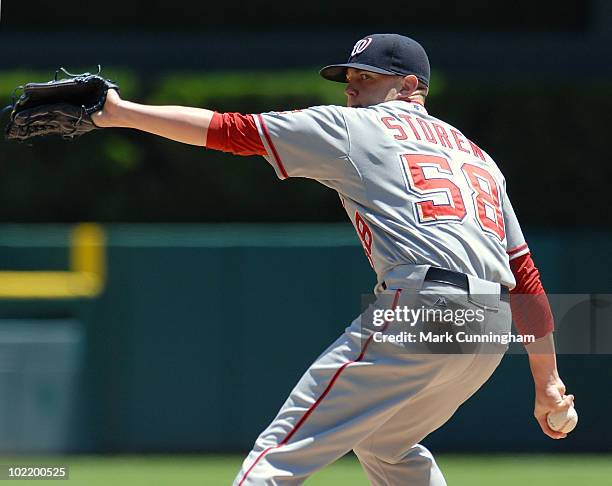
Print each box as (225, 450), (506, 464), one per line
(255, 114), (289, 179)
(509, 251), (554, 339)
(507, 243), (529, 260)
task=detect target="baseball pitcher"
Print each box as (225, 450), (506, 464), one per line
(6, 33), (576, 486)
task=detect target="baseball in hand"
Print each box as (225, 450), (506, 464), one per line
(547, 405), (578, 433)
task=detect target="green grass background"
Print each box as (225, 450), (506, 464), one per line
(1, 454), (611, 485)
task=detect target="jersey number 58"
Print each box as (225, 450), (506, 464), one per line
(402, 154), (505, 241)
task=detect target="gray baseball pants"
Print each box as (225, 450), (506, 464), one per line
(234, 267), (511, 485)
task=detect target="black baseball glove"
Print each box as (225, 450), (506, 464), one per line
(3, 66), (119, 141)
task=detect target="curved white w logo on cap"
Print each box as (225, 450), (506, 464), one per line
(351, 37), (373, 57)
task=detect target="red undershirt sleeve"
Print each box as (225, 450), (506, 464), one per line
(509, 251), (555, 339)
(205, 112), (266, 156)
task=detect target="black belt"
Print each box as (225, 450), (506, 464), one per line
(382, 267), (510, 301)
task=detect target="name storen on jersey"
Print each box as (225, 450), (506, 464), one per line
(254, 101), (526, 289)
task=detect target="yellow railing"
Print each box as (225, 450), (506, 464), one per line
(0, 223), (106, 299)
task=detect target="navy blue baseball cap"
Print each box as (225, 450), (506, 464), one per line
(320, 34), (430, 87)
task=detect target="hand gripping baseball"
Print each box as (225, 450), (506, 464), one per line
(533, 377), (576, 439)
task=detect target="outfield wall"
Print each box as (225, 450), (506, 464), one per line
(0, 224), (609, 453)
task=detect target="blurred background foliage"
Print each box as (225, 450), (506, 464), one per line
(0, 0), (610, 226)
(0, 69), (609, 225)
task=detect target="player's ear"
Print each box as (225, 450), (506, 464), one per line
(397, 75), (419, 100)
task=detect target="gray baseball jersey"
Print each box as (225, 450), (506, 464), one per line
(237, 100), (518, 485)
(253, 100), (527, 289)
